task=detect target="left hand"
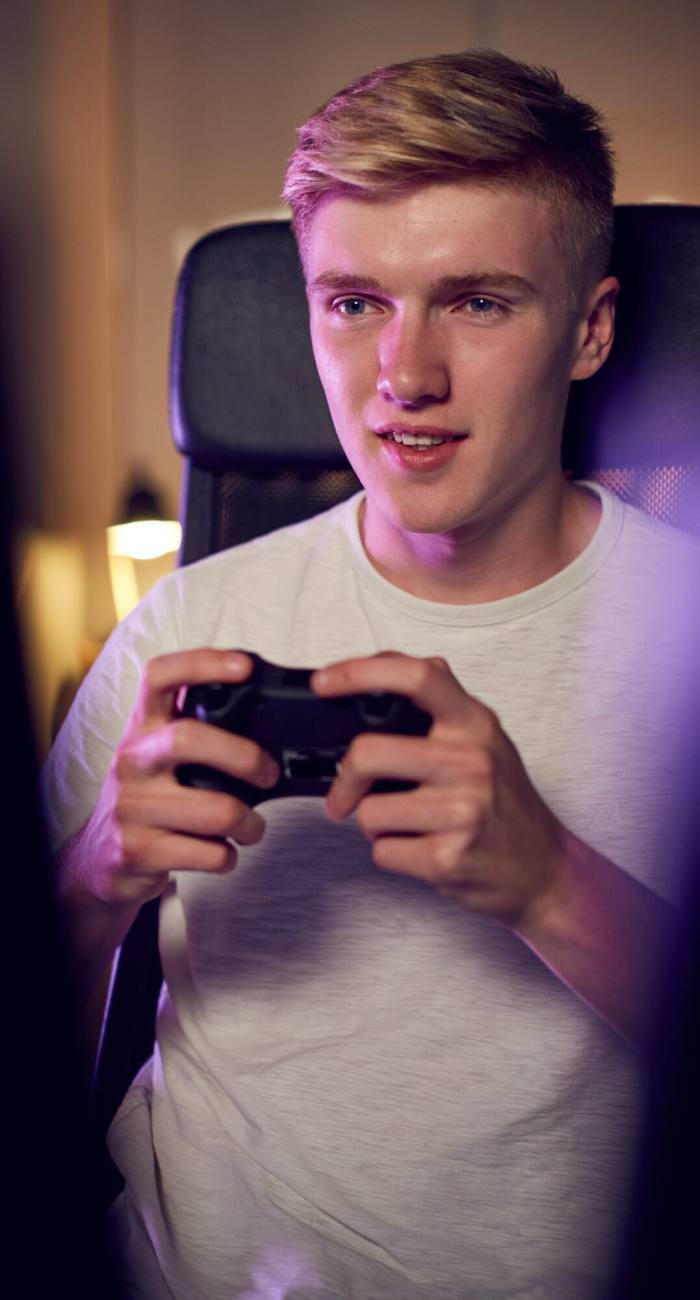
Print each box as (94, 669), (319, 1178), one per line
(312, 652), (567, 928)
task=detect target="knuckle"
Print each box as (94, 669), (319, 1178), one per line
(165, 718), (195, 760)
(427, 654), (449, 672)
(413, 659), (434, 692)
(225, 791), (248, 827)
(237, 742), (271, 782)
(448, 795), (477, 829)
(209, 840), (235, 874)
(355, 798), (377, 835)
(470, 746), (496, 783)
(479, 705), (501, 743)
(372, 836), (391, 868)
(351, 733), (373, 765)
(114, 822), (142, 870)
(143, 655), (167, 692)
(253, 745), (275, 780)
(343, 735), (365, 773)
(112, 789), (134, 828)
(448, 742), (494, 787)
(209, 794), (238, 836)
(113, 746), (134, 782)
(432, 834), (468, 879)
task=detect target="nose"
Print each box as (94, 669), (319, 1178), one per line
(376, 314), (449, 406)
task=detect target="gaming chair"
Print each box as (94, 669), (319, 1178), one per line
(91, 206), (700, 1214)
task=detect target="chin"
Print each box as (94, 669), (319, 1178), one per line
(374, 488), (480, 538)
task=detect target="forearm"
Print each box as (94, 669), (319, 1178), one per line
(512, 826), (677, 1051)
(55, 823), (141, 1003)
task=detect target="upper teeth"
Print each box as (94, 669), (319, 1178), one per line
(387, 432), (450, 446)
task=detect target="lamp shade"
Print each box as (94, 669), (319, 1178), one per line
(107, 476), (181, 561)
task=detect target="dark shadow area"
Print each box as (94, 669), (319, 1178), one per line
(610, 828), (700, 1297)
(0, 245), (123, 1295)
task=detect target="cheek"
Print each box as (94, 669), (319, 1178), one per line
(312, 335), (374, 414)
(470, 331), (571, 410)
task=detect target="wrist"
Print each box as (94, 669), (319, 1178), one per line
(511, 818), (579, 947)
(54, 826), (142, 969)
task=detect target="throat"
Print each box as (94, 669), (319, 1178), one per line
(359, 483), (601, 605)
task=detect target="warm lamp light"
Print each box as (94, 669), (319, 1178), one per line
(107, 519), (182, 561)
(107, 476), (181, 621)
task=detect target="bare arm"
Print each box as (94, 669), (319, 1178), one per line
(510, 825), (676, 1050)
(55, 827), (142, 1003)
(53, 648), (279, 1003)
(313, 652), (678, 1052)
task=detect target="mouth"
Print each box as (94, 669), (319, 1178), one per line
(372, 423), (469, 475)
(374, 424), (468, 449)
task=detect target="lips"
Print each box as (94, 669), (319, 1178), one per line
(373, 424), (468, 473)
(374, 423), (467, 446)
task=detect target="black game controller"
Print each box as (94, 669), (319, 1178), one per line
(176, 653), (432, 805)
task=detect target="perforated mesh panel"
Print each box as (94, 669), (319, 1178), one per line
(210, 466), (362, 554)
(583, 465), (700, 534)
(202, 463), (700, 558)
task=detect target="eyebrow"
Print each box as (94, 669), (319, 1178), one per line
(307, 270), (539, 299)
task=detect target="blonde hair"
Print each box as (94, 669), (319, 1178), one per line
(283, 50), (615, 299)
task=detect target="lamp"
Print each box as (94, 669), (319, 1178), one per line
(107, 473), (181, 621)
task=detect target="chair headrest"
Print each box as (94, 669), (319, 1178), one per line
(170, 222), (338, 470)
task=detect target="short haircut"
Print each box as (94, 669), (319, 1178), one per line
(282, 49), (616, 301)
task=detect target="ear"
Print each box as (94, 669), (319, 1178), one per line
(569, 276), (619, 381)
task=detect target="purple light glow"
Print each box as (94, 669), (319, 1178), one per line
(239, 1244), (323, 1298)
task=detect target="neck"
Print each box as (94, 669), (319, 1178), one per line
(360, 479), (601, 605)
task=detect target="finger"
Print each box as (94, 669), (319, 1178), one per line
(371, 830), (472, 883)
(117, 780), (266, 846)
(355, 787), (480, 840)
(325, 733), (483, 821)
(312, 652), (492, 731)
(134, 649), (255, 730)
(121, 717), (280, 790)
(122, 827), (240, 877)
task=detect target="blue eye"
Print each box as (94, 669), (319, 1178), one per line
(458, 296), (508, 323)
(336, 298), (368, 316)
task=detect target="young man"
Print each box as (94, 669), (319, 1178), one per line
(44, 50), (700, 1300)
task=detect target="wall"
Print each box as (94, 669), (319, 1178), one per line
(2, 0), (120, 755)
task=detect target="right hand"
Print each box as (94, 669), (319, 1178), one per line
(63, 649), (280, 913)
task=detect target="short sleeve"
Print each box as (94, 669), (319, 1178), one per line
(41, 574), (184, 852)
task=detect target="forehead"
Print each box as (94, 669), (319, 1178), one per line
(305, 181), (567, 294)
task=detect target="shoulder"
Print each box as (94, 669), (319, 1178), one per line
(596, 488), (700, 674)
(157, 493), (363, 633)
(568, 484), (700, 687)
(174, 492), (360, 582)
(593, 484), (700, 593)
(616, 494), (700, 563)
(618, 495), (700, 612)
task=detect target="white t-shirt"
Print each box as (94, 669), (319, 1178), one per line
(43, 483), (700, 1300)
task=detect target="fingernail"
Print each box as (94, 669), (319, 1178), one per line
(224, 652), (248, 673)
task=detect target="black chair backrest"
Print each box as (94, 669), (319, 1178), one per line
(563, 204), (700, 533)
(91, 206), (700, 1207)
(170, 220), (359, 564)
